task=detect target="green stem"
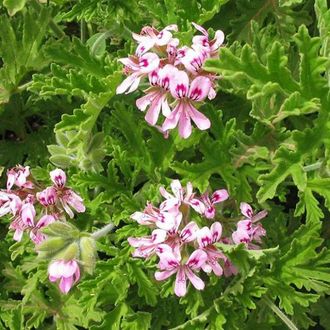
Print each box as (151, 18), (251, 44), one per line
(263, 296), (298, 330)
(303, 161), (323, 172)
(91, 223), (115, 240)
(81, 19), (87, 43)
(30, 0), (65, 38)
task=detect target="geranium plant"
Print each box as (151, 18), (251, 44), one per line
(0, 0), (330, 329)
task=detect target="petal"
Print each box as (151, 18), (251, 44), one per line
(159, 64), (178, 90)
(48, 260), (63, 278)
(139, 53), (160, 73)
(61, 260), (78, 278)
(161, 96), (171, 117)
(252, 210), (268, 223)
(21, 204), (36, 226)
(135, 38), (156, 56)
(204, 206), (215, 219)
(192, 22), (208, 36)
(7, 172), (16, 190)
(232, 229), (250, 244)
(210, 222), (222, 243)
(169, 70), (189, 99)
(211, 189), (229, 204)
(186, 249), (207, 269)
(188, 198), (206, 214)
(175, 267), (187, 297)
(197, 227), (212, 248)
(170, 180), (183, 201)
(211, 30), (225, 53)
(178, 108), (192, 139)
(136, 92), (156, 112)
(116, 73), (139, 94)
(59, 276), (74, 294)
(50, 169), (67, 187)
(185, 267), (205, 290)
(164, 24), (178, 32)
(240, 202), (253, 219)
(210, 261), (223, 276)
(162, 103), (182, 131)
(36, 214), (56, 228)
(189, 76), (211, 101)
(151, 229), (167, 244)
(13, 229), (24, 241)
(187, 103), (210, 130)
(180, 221), (199, 243)
(159, 186), (174, 200)
(154, 269), (177, 281)
(126, 76), (142, 94)
(145, 93), (163, 125)
(156, 29), (173, 46)
(208, 86), (216, 100)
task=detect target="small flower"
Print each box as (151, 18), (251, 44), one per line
(162, 71), (211, 138)
(133, 25), (178, 56)
(30, 215), (56, 244)
(155, 246), (207, 297)
(130, 201), (179, 231)
(192, 22), (225, 57)
(128, 229), (167, 258)
(197, 222), (224, 276)
(201, 189), (229, 219)
(50, 169), (67, 188)
(159, 180), (205, 214)
(6, 165), (33, 191)
(36, 187), (57, 207)
(136, 65), (178, 125)
(48, 259), (80, 294)
(116, 53), (160, 94)
(232, 203), (267, 248)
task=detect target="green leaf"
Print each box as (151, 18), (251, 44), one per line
(3, 0), (27, 16)
(121, 312), (151, 330)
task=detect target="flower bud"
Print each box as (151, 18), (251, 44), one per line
(55, 242), (80, 261)
(79, 236), (97, 274)
(41, 222), (80, 239)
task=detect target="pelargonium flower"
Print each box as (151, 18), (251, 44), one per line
(6, 165), (33, 191)
(155, 245), (207, 297)
(116, 53), (160, 94)
(159, 179), (205, 214)
(192, 22), (225, 57)
(136, 64), (178, 125)
(232, 202), (267, 248)
(162, 71), (211, 138)
(48, 259), (80, 294)
(197, 222), (224, 276)
(30, 214), (56, 244)
(49, 169), (85, 218)
(128, 228), (167, 258)
(200, 189), (229, 219)
(133, 24), (178, 56)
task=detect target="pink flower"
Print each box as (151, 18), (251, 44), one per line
(30, 215), (56, 244)
(136, 65), (178, 125)
(162, 71), (211, 138)
(159, 180), (205, 214)
(197, 222), (224, 276)
(232, 203), (267, 248)
(192, 22), (225, 57)
(20, 202), (36, 226)
(201, 189), (229, 219)
(36, 187), (57, 207)
(49, 169), (85, 218)
(155, 246), (207, 297)
(48, 259), (80, 294)
(0, 192), (21, 217)
(116, 53), (160, 94)
(50, 169), (67, 188)
(133, 25), (178, 56)
(178, 47), (209, 75)
(6, 165), (33, 191)
(128, 229), (167, 258)
(130, 201), (179, 231)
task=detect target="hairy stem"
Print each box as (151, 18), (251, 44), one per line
(263, 296), (298, 330)
(91, 223), (115, 240)
(303, 161), (323, 172)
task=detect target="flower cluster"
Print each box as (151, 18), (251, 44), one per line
(128, 180), (267, 297)
(0, 165), (86, 293)
(116, 23), (224, 138)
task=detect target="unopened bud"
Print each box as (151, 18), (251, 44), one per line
(79, 236), (97, 274)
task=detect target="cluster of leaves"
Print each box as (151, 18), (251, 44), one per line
(0, 0), (330, 329)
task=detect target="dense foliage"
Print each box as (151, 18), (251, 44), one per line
(0, 0), (330, 329)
